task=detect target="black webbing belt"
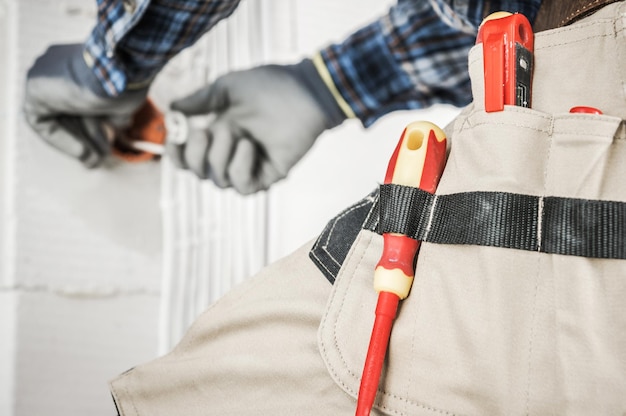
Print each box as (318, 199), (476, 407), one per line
(369, 184), (626, 259)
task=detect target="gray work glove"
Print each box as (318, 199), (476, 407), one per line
(23, 43), (148, 168)
(169, 59), (347, 195)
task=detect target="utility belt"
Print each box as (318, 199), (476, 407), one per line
(311, 3), (626, 414)
(311, 160), (626, 285)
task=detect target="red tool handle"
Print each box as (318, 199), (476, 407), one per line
(355, 121), (447, 416)
(110, 99), (167, 163)
(477, 12), (534, 111)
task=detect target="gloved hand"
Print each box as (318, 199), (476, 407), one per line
(169, 59), (347, 195)
(23, 44), (148, 168)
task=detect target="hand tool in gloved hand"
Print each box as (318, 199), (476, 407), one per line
(355, 121), (447, 416)
(477, 12), (534, 112)
(167, 61), (346, 194)
(23, 43), (196, 167)
(23, 43), (150, 168)
(104, 100), (190, 163)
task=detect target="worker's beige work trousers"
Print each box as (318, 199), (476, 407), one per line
(110, 3), (626, 415)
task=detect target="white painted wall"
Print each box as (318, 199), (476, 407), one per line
(0, 1), (460, 415)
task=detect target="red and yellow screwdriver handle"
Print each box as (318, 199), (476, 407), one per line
(373, 121), (447, 299)
(355, 121), (447, 416)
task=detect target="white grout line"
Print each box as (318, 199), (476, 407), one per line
(158, 158), (175, 354)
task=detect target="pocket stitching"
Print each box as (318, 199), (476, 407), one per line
(320, 230), (460, 416)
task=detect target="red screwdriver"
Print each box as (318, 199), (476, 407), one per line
(355, 121), (447, 416)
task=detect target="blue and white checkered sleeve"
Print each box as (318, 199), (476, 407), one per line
(84, 0), (241, 97)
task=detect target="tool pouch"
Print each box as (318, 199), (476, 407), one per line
(316, 3), (626, 414)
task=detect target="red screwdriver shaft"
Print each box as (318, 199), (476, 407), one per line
(355, 121), (447, 416)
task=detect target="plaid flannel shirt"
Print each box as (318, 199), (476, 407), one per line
(318, 0), (540, 126)
(84, 0), (241, 95)
(85, 0), (540, 126)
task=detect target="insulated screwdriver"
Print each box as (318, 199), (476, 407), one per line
(355, 121), (447, 416)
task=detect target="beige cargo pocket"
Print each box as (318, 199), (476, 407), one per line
(318, 106), (626, 416)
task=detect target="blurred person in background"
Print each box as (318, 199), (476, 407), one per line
(24, 0), (539, 194)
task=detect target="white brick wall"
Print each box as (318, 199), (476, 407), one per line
(2, 2), (162, 415)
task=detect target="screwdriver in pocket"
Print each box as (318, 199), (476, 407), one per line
(355, 121), (447, 416)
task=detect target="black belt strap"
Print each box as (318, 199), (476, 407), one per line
(369, 184), (626, 259)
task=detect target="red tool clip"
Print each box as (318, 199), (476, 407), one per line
(355, 121), (447, 416)
(569, 106), (603, 115)
(477, 12), (534, 112)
